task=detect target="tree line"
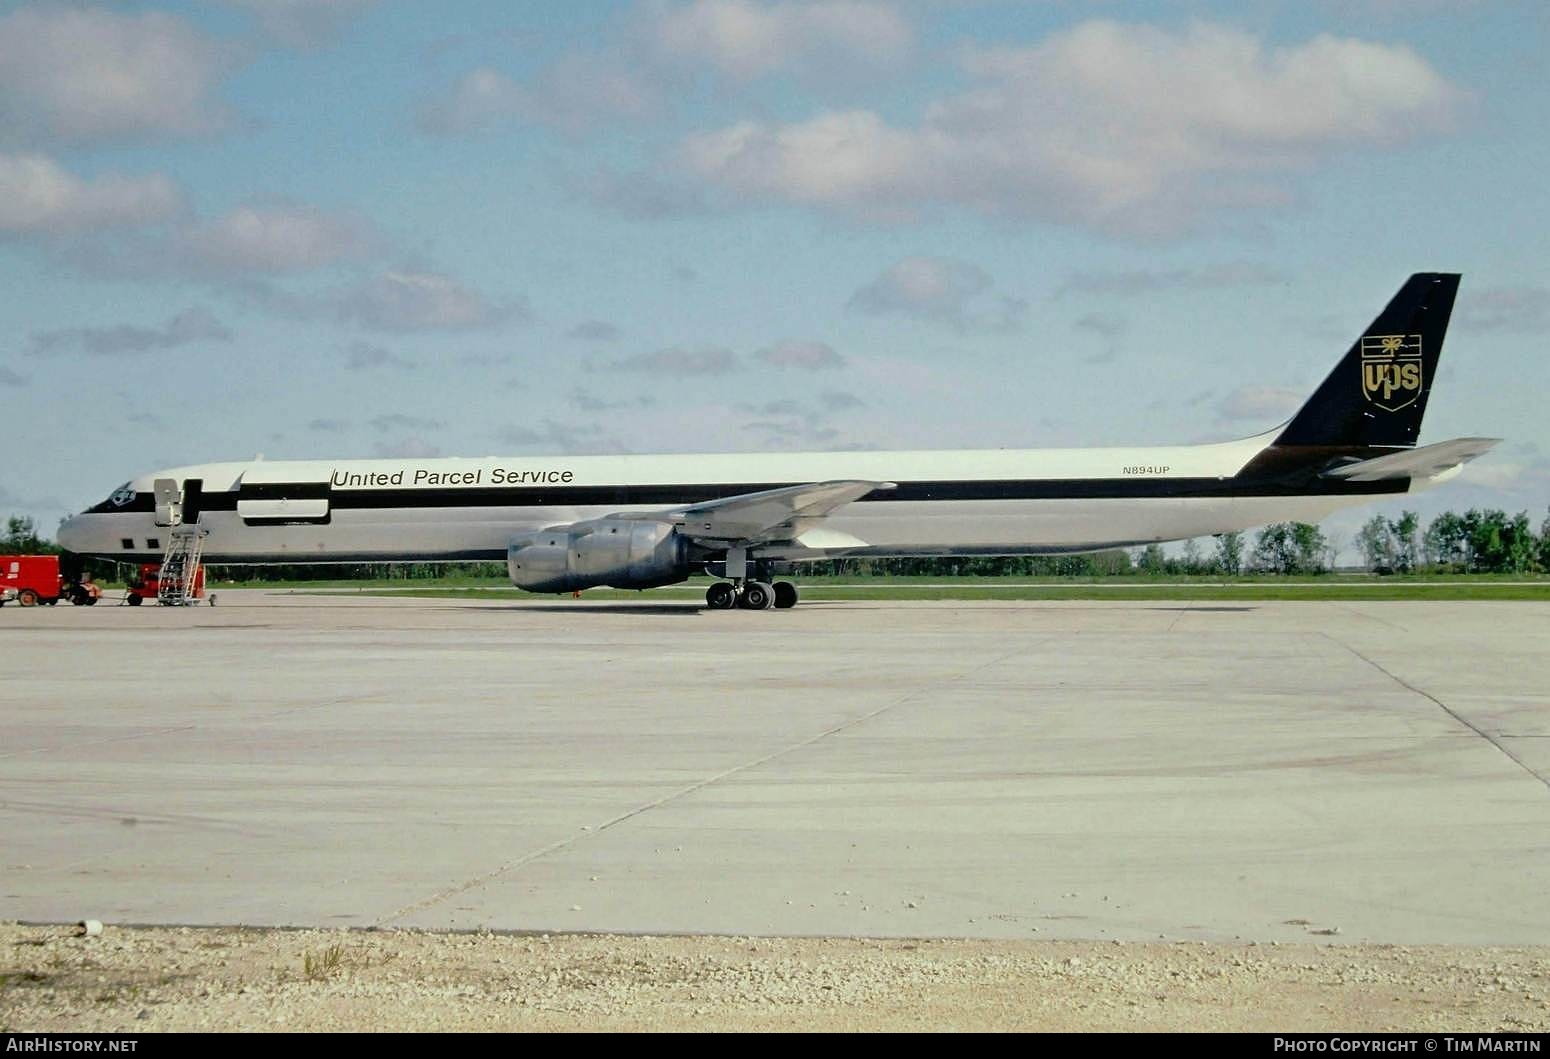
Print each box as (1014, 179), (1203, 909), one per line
(812, 507), (1550, 577)
(5, 507), (1549, 581)
(1354, 508), (1546, 575)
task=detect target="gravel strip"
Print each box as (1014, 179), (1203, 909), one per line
(3, 922), (1548, 1032)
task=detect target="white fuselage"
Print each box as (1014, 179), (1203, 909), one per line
(57, 429), (1409, 564)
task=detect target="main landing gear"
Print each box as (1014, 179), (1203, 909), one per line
(704, 579), (799, 610)
(704, 550), (799, 611)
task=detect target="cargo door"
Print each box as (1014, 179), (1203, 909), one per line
(153, 479), (183, 527)
(236, 466), (331, 525)
(182, 479), (204, 524)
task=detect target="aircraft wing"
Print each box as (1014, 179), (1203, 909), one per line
(1321, 437), (1501, 482)
(664, 479), (893, 545)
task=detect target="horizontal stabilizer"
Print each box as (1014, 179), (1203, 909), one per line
(1321, 437), (1500, 482)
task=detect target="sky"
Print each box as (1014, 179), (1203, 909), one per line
(2, 0), (1548, 558)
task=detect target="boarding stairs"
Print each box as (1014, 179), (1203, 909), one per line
(157, 525), (207, 606)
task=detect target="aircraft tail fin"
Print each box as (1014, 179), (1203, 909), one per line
(1275, 273), (1460, 448)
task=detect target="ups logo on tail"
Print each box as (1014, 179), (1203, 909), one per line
(1360, 334), (1423, 412)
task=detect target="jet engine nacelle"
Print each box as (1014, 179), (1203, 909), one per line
(507, 518), (691, 593)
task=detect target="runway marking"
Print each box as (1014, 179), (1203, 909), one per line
(374, 645), (1031, 926)
(1325, 634), (1550, 794)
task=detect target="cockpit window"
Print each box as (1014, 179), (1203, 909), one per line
(85, 483), (144, 514)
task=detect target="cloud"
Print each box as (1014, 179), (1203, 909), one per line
(819, 389), (863, 410)
(611, 346), (740, 375)
(567, 389), (655, 412)
(734, 391), (863, 445)
(679, 20), (1458, 235)
(753, 339), (844, 370)
(568, 320), (622, 342)
(344, 341), (414, 371)
(419, 57), (661, 136)
(1216, 386), (1304, 423)
(307, 418), (349, 432)
(417, 68), (522, 136)
(179, 204), (378, 274)
(570, 164), (710, 219)
(28, 308), (232, 357)
(847, 257), (1024, 332)
(220, 0), (379, 49)
(0, 366), (29, 387)
(1074, 312), (1127, 340)
(372, 437), (443, 459)
(496, 419), (623, 453)
(1455, 285), (1550, 334)
(1457, 456), (1550, 496)
(1074, 312), (1128, 363)
(369, 413), (444, 433)
(739, 398), (805, 417)
(1058, 263), (1288, 298)
(0, 154), (184, 236)
(0, 482), (65, 517)
(745, 419), (841, 443)
(0, 6), (238, 146)
(31, 197), (382, 280)
(322, 271), (520, 332)
(647, 0), (913, 81)
(421, 1), (910, 139)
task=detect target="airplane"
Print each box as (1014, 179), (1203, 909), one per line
(58, 273), (1497, 610)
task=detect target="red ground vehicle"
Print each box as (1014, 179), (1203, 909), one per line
(125, 561), (206, 606)
(0, 555), (101, 606)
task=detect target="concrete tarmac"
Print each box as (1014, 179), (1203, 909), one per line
(3, 593), (1548, 943)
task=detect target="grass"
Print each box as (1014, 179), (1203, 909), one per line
(261, 576), (1550, 603)
(228, 571), (1550, 588)
(302, 944), (344, 981)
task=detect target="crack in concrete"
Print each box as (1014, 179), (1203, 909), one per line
(0, 724), (199, 762)
(1324, 633), (1550, 795)
(376, 646), (1029, 926)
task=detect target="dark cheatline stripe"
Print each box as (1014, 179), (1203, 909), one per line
(237, 482), (331, 500)
(82, 445), (1409, 516)
(213, 550), (511, 564)
(97, 475), (1402, 515)
(308, 476), (1403, 506)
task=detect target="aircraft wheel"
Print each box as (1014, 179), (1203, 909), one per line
(705, 582), (736, 610)
(18, 589), (37, 607)
(773, 581), (798, 609)
(126, 594), (143, 607)
(740, 581), (775, 610)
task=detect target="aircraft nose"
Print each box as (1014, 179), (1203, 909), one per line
(57, 515), (88, 553)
